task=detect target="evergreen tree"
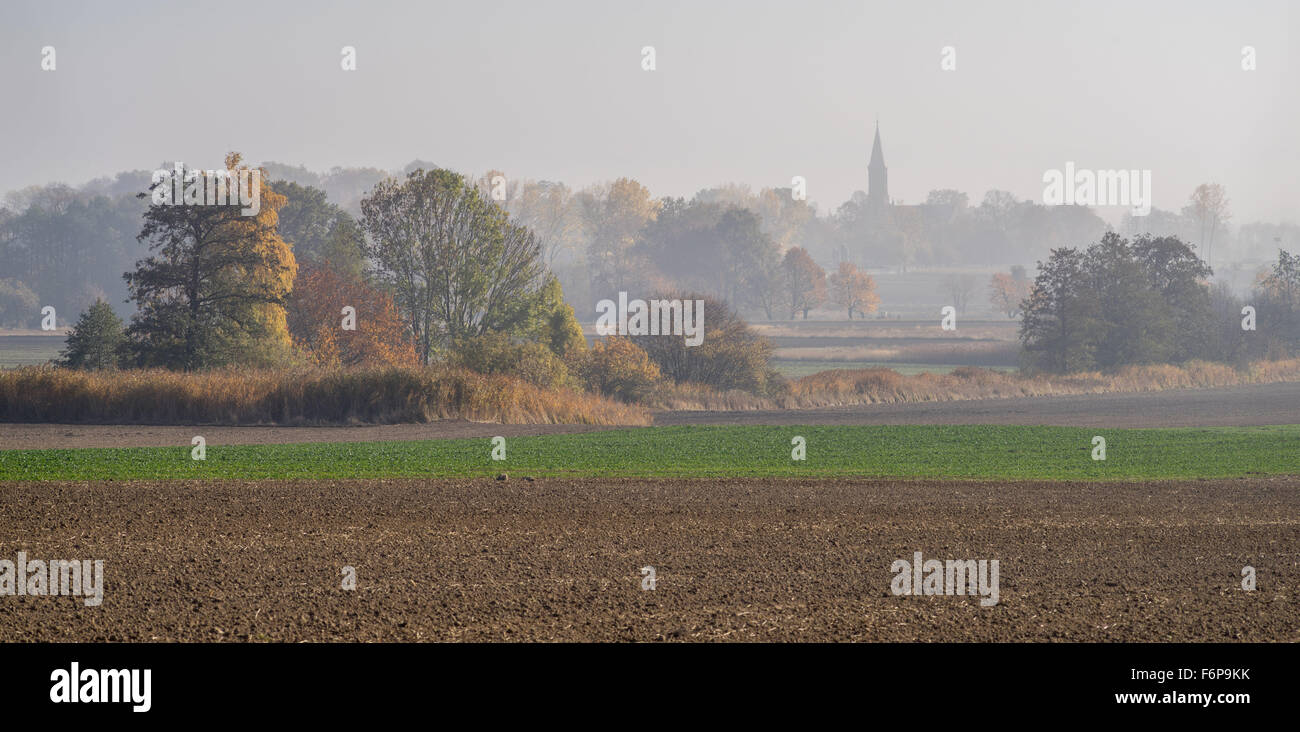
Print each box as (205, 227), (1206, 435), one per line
(58, 299), (127, 369)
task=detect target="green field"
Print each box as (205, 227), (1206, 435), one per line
(2, 424), (1297, 481)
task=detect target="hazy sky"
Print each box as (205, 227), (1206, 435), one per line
(2, 0), (1296, 223)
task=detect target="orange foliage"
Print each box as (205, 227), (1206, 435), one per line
(287, 261), (417, 367)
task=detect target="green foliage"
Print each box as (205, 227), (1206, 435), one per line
(1021, 233), (1216, 373)
(58, 299), (127, 369)
(272, 181), (366, 279)
(528, 275), (586, 359)
(5, 424), (1300, 482)
(360, 168), (547, 363)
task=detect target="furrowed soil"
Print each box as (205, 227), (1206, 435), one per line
(5, 382), (1300, 449)
(2, 477), (1296, 642)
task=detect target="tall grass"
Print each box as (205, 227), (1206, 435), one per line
(0, 366), (650, 425)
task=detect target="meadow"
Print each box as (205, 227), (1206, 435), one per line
(3, 424), (1298, 481)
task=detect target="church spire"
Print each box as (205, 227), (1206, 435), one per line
(870, 120), (885, 168)
(868, 121), (888, 208)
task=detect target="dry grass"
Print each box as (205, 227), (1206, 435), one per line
(645, 359), (1300, 411)
(0, 366), (650, 426)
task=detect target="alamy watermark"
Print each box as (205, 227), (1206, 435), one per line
(150, 162), (261, 216)
(1043, 162), (1151, 216)
(891, 551), (999, 607)
(595, 293), (705, 346)
(1, 551), (104, 606)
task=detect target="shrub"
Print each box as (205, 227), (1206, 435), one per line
(580, 337), (661, 402)
(627, 293), (774, 393)
(448, 333), (573, 390)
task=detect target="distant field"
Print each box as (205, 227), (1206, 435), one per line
(754, 319), (1021, 368)
(3, 424), (1298, 481)
(771, 359), (1018, 377)
(0, 334), (64, 367)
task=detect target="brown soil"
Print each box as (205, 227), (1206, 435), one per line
(1, 477), (1296, 642)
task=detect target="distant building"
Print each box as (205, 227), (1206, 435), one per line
(839, 122), (935, 270)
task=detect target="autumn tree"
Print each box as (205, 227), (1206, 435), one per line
(988, 271), (1032, 318)
(360, 168), (552, 363)
(782, 247), (826, 319)
(287, 260), (417, 367)
(577, 178), (660, 295)
(507, 180), (580, 267)
(828, 262), (880, 319)
(125, 153), (297, 369)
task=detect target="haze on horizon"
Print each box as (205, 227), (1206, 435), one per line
(1, 0), (1296, 223)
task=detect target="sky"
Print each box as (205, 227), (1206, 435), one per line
(1, 0), (1296, 223)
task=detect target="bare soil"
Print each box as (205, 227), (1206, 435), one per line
(1, 477), (1296, 642)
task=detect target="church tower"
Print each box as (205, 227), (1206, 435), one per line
(867, 121), (889, 210)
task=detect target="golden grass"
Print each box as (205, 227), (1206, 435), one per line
(645, 359), (1300, 411)
(0, 366), (650, 426)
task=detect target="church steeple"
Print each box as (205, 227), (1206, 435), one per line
(868, 121), (889, 208)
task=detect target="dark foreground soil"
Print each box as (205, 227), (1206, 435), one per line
(1, 477), (1296, 642)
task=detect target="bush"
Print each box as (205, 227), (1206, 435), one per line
(627, 293), (774, 393)
(580, 336), (661, 402)
(448, 333), (573, 390)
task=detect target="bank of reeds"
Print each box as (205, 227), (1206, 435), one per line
(0, 366), (650, 425)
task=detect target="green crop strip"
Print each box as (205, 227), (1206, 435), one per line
(2, 424), (1298, 482)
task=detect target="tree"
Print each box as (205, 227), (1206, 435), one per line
(988, 271), (1032, 319)
(1183, 183), (1231, 269)
(272, 181), (366, 278)
(286, 260), (417, 367)
(359, 168), (549, 363)
(1019, 247), (1100, 373)
(828, 262), (880, 319)
(782, 247), (826, 319)
(1131, 234), (1213, 361)
(714, 207), (780, 313)
(1083, 232), (1172, 369)
(125, 153), (297, 369)
(507, 180), (580, 267)
(58, 299), (127, 369)
(943, 273), (977, 314)
(578, 178), (660, 295)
